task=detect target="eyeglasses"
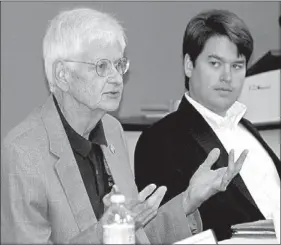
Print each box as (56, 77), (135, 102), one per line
(63, 57), (129, 77)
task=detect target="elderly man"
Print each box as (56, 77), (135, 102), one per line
(2, 7), (248, 244)
(135, 9), (281, 241)
(1, 8), (165, 244)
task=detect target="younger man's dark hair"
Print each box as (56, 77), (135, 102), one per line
(182, 9), (253, 90)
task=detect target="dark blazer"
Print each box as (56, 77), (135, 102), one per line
(134, 96), (281, 241)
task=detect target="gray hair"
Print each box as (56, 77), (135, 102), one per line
(43, 8), (127, 92)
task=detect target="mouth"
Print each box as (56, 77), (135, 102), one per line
(104, 91), (120, 94)
(103, 91), (121, 97)
(214, 87), (232, 92)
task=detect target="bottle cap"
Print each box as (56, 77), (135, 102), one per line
(110, 194), (125, 203)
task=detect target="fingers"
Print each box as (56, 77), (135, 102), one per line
(134, 186), (167, 215)
(201, 148), (220, 169)
(223, 149), (235, 184)
(220, 171), (231, 191)
(228, 149), (235, 172)
(103, 193), (111, 207)
(138, 184), (157, 202)
(134, 207), (158, 230)
(227, 149), (248, 179)
(234, 149), (249, 175)
(133, 186), (167, 230)
(146, 186), (167, 208)
(221, 149), (249, 190)
(212, 167), (228, 191)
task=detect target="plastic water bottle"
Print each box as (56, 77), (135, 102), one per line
(102, 193), (135, 244)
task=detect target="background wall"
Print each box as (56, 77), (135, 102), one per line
(1, 1), (280, 140)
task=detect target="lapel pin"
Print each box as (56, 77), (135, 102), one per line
(109, 144), (115, 154)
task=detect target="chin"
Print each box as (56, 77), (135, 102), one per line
(103, 102), (121, 112)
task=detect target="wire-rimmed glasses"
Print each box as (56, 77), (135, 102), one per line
(63, 57), (129, 77)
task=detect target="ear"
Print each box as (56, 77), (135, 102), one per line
(53, 60), (70, 92)
(184, 53), (193, 78)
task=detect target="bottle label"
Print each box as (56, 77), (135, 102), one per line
(103, 224), (135, 244)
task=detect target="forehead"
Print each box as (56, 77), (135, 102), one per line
(80, 38), (123, 61)
(200, 35), (245, 61)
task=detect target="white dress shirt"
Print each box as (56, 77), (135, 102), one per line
(185, 93), (280, 219)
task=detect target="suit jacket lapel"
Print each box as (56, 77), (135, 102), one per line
(177, 96), (229, 169)
(100, 118), (138, 199)
(41, 95), (97, 232)
(176, 96), (258, 207)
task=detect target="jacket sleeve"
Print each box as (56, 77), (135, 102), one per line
(143, 194), (202, 244)
(1, 140), (52, 244)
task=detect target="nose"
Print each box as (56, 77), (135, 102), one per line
(220, 64), (232, 83)
(107, 71), (123, 85)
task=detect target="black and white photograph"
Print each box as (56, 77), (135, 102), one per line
(1, 1), (280, 244)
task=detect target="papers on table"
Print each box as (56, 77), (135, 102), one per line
(174, 220), (278, 244)
(220, 219), (278, 244)
(231, 219), (276, 237)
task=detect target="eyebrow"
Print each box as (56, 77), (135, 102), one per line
(208, 54), (246, 64)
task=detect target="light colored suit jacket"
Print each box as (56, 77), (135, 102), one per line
(1, 95), (202, 244)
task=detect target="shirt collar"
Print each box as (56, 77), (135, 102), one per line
(53, 95), (107, 157)
(184, 92), (247, 130)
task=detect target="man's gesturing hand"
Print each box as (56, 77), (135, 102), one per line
(183, 148), (249, 214)
(126, 184), (167, 230)
(103, 184), (166, 231)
